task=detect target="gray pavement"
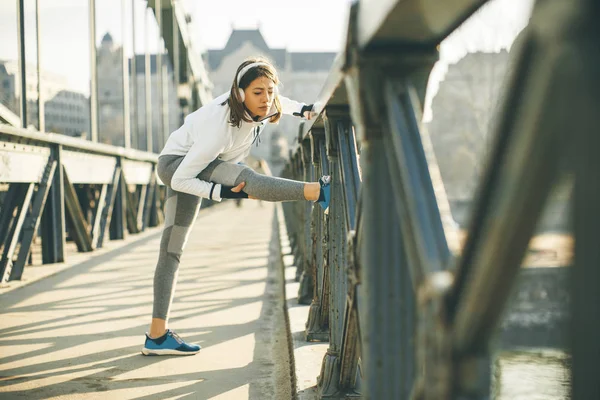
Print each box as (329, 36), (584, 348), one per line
(0, 201), (292, 400)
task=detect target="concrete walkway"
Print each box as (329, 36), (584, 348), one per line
(0, 201), (292, 400)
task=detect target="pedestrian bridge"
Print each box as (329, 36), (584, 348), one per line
(1, 0), (597, 399)
(0, 201), (295, 399)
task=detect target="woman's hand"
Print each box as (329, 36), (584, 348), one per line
(231, 182), (257, 199)
(303, 110), (317, 120)
(231, 182), (246, 192)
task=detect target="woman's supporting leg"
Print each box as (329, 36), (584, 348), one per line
(198, 159), (311, 202)
(150, 186), (202, 335)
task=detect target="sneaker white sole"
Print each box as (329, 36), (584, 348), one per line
(141, 347), (200, 356)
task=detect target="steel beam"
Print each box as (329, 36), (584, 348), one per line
(123, 174), (140, 234)
(357, 0), (488, 48)
(63, 168), (93, 252)
(141, 166), (157, 230)
(336, 118), (363, 393)
(317, 109), (363, 398)
(0, 141), (51, 183)
(62, 150), (117, 184)
(110, 163), (127, 240)
(128, 0), (138, 149)
(356, 134), (415, 399)
(572, 30), (600, 398)
(384, 81), (450, 284)
(36, 0), (44, 132)
(89, 0), (98, 142)
(136, 184), (147, 232)
(345, 51), (429, 399)
(97, 166), (121, 248)
(0, 124), (158, 163)
(318, 142), (343, 398)
(149, 182), (162, 227)
(339, 230), (362, 391)
(0, 185), (22, 253)
(17, 0), (27, 128)
(297, 136), (315, 305)
(122, 159), (153, 185)
(0, 183), (35, 283)
(305, 129), (329, 342)
(450, 21), (563, 359)
(122, 0), (131, 149)
(90, 184), (108, 249)
(11, 160), (57, 280)
(41, 145), (65, 264)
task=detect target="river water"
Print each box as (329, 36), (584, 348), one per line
(493, 349), (571, 399)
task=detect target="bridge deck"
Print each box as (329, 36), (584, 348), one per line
(0, 201), (291, 400)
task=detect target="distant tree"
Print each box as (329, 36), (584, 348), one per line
(427, 50), (510, 201)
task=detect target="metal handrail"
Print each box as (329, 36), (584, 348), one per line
(0, 124), (158, 162)
(281, 0), (592, 399)
(0, 124), (163, 284)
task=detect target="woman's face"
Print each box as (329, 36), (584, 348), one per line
(243, 76), (275, 118)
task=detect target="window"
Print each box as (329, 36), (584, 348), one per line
(96, 0), (124, 145)
(25, 0), (39, 129)
(132, 1), (151, 151)
(0, 0), (20, 126)
(40, 1), (91, 138)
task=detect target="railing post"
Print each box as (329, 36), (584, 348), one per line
(335, 115), (363, 394)
(41, 144), (65, 264)
(292, 152), (304, 281)
(110, 157), (127, 240)
(345, 52), (440, 397)
(305, 128), (329, 342)
(297, 136), (315, 304)
(316, 110), (342, 398)
(315, 109), (362, 398)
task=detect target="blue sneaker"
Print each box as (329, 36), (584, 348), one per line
(141, 329), (201, 356)
(316, 175), (331, 213)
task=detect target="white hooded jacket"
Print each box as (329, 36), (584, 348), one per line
(159, 92), (307, 201)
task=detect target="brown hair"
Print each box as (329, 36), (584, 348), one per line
(224, 57), (282, 128)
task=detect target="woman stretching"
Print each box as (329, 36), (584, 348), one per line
(142, 57), (330, 355)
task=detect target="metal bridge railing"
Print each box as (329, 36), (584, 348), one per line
(0, 0), (213, 285)
(281, 0), (597, 399)
(0, 124), (163, 284)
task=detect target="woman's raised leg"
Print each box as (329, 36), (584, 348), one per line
(199, 159), (326, 203)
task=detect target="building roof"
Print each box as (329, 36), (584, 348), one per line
(290, 52), (337, 72)
(102, 32), (113, 43)
(205, 29), (287, 70)
(205, 29), (336, 72)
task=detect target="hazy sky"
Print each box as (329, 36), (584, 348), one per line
(183, 0), (534, 120)
(182, 0), (353, 52)
(0, 0), (535, 117)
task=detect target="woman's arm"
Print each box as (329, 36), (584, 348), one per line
(279, 95), (313, 117)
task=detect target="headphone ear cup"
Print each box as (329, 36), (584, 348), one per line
(238, 88), (245, 102)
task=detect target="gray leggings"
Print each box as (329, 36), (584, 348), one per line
(152, 155), (306, 320)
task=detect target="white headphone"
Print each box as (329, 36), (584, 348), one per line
(236, 62), (279, 102)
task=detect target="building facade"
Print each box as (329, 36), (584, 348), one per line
(0, 59), (90, 137)
(96, 33), (180, 151)
(0, 1), (208, 155)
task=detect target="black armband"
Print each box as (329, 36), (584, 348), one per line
(209, 183), (217, 200)
(293, 104), (314, 117)
(220, 185), (249, 199)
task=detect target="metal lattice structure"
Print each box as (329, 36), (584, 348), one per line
(0, 124), (162, 283)
(281, 0), (598, 398)
(0, 0), (212, 283)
